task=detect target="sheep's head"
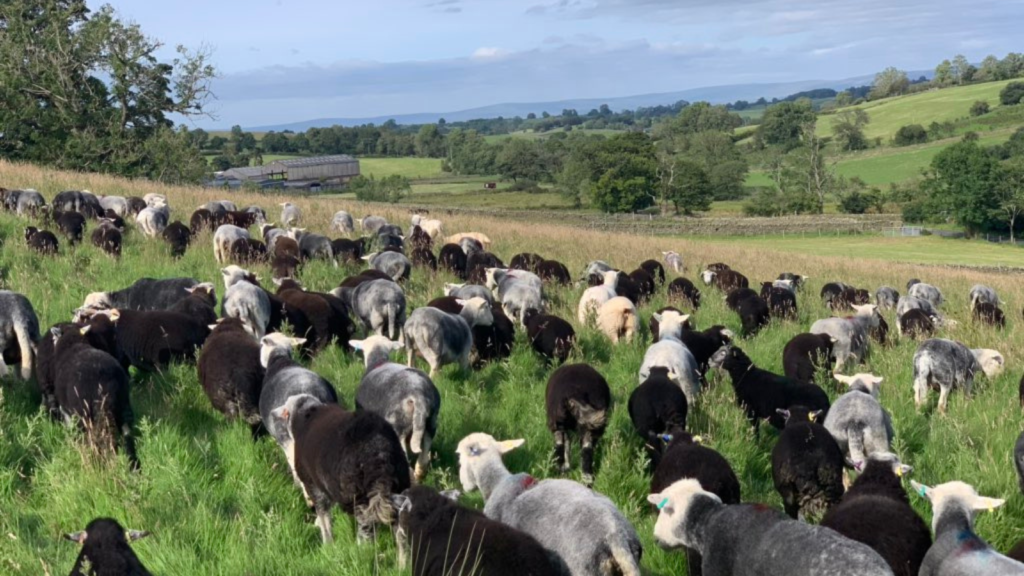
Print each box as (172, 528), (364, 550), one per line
(458, 297), (494, 328)
(833, 373), (884, 397)
(602, 270), (619, 287)
(64, 518), (150, 548)
(350, 336), (403, 369)
(81, 292), (112, 311)
(260, 333), (306, 367)
(271, 393), (323, 440)
(186, 282), (216, 301)
(455, 433), (523, 492)
(484, 268), (503, 290)
(648, 478), (720, 550)
(862, 452), (913, 478)
(910, 480), (1004, 532)
(972, 349), (1004, 378)
(700, 270), (716, 285)
(220, 265), (253, 290)
(443, 283), (464, 296)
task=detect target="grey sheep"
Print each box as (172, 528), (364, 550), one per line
(361, 215), (387, 234)
(639, 311), (702, 406)
(352, 335), (440, 482)
(875, 286), (900, 310)
(80, 277), (199, 314)
(968, 284), (999, 311)
(15, 189), (45, 216)
(221, 270), (271, 338)
(330, 210), (354, 233)
(0, 290), (40, 380)
(910, 480), (1024, 575)
(825, 373), (893, 467)
(99, 195), (129, 217)
(896, 295), (940, 321)
(501, 282), (544, 325)
(457, 433), (643, 576)
(908, 282), (943, 308)
(333, 278), (407, 340)
(913, 338), (1004, 413)
(213, 224), (250, 264)
(486, 267), (544, 298)
(291, 228), (337, 267)
(135, 203), (169, 238)
(279, 202), (301, 226)
(443, 282), (494, 303)
(662, 251), (683, 273)
(365, 251), (412, 282)
(809, 304), (880, 371)
(649, 478), (894, 576)
(403, 297), (493, 376)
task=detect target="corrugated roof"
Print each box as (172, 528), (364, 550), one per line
(271, 155), (358, 168)
(223, 166), (269, 178)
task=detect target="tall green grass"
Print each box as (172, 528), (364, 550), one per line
(1, 160), (1023, 574)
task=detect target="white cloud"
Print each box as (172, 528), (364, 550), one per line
(471, 47), (508, 59)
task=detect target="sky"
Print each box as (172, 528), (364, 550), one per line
(105, 0), (1024, 129)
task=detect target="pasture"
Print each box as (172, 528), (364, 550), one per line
(2, 160), (1024, 574)
(359, 157), (446, 180)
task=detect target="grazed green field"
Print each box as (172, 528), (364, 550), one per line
(2, 161), (1024, 575)
(358, 157), (446, 180)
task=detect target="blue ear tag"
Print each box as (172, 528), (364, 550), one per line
(917, 486), (927, 497)
(657, 498), (669, 510)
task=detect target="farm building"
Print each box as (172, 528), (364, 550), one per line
(213, 155), (360, 190)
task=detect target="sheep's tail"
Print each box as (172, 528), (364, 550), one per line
(245, 305), (264, 339)
(567, 399), (609, 431)
(361, 480), (397, 526)
(606, 541), (641, 576)
(846, 425), (866, 467)
(13, 320), (36, 380)
(407, 396), (427, 454)
(387, 303), (399, 341)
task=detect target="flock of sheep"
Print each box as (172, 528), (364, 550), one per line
(1, 185), (1024, 575)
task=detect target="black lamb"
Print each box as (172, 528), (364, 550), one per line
(411, 246), (438, 270)
(472, 303), (515, 364)
(197, 318), (265, 433)
(91, 308), (210, 371)
(524, 309), (576, 364)
(546, 363), (611, 484)
(56, 210), (86, 245)
(161, 221), (191, 258)
(438, 243), (468, 278)
(667, 277), (701, 309)
(727, 288), (770, 337)
(973, 302), (1006, 328)
(771, 405), (845, 520)
(782, 333), (835, 385)
(628, 268), (656, 302)
(65, 517), (152, 576)
(628, 366), (688, 466)
(90, 222), (122, 257)
(25, 226), (59, 254)
(536, 259), (572, 285)
(679, 325), (733, 379)
(168, 284), (218, 326)
(640, 259), (666, 285)
(898, 309), (935, 339)
(509, 252), (544, 272)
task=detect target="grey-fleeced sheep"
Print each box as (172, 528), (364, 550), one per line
(875, 287), (900, 310)
(583, 260), (615, 279)
(457, 433), (643, 576)
(15, 189), (45, 216)
(577, 270), (618, 323)
(824, 373), (893, 467)
(649, 479), (894, 576)
(99, 195), (129, 217)
(896, 295), (938, 318)
(403, 297), (493, 376)
(639, 311), (702, 406)
(500, 282), (544, 325)
(330, 210), (355, 233)
(809, 304), (881, 371)
(221, 271), (271, 338)
(289, 228), (337, 267)
(913, 338), (1004, 413)
(365, 251), (412, 282)
(334, 279), (407, 341)
(352, 335), (440, 482)
(279, 202), (301, 226)
(361, 215), (387, 234)
(443, 282), (494, 303)
(910, 480), (1023, 575)
(908, 282), (943, 309)
(486, 268), (544, 298)
(135, 203), (169, 238)
(0, 290), (40, 380)
(968, 284), (999, 311)
(662, 251), (683, 273)
(214, 224), (250, 264)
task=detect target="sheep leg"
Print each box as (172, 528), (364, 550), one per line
(314, 500), (334, 544)
(15, 324), (34, 380)
(938, 386), (950, 415)
(581, 430), (596, 486)
(414, 433), (432, 483)
(0, 359), (8, 378)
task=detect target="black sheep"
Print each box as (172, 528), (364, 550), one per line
(101, 210), (126, 230)
(727, 289), (770, 337)
(706, 269), (748, 292)
(408, 225), (432, 250)
(831, 287), (871, 311)
(197, 318), (264, 433)
(820, 282), (850, 307)
(337, 269), (392, 291)
(898, 309), (935, 339)
(52, 321), (138, 469)
(466, 251), (504, 283)
(438, 243), (468, 277)
(189, 208), (217, 235)
(782, 333), (835, 385)
(82, 277), (199, 312)
(509, 252), (544, 272)
(546, 363), (611, 484)
(65, 518), (152, 576)
(524, 309), (576, 364)
(331, 238), (364, 264)
(871, 314), (890, 346)
(392, 486), (568, 576)
(274, 281), (353, 353)
(1015, 430), (1024, 493)
(821, 454), (930, 576)
(725, 287), (760, 310)
(25, 226), (59, 254)
(628, 268), (656, 302)
(705, 262), (731, 272)
(973, 302), (1006, 328)
(161, 221), (191, 258)
(639, 259), (666, 285)
(426, 296), (464, 315)
(650, 432), (741, 576)
(472, 304), (515, 365)
(90, 222), (122, 257)
(56, 210), (86, 245)
(126, 196), (147, 215)
(91, 308), (210, 372)
(771, 405), (845, 520)
(720, 346), (830, 435)
(1010, 541), (1024, 564)
(274, 236), (301, 260)
(168, 284), (218, 326)
(615, 271), (641, 305)
(628, 366), (688, 465)
(536, 259), (571, 285)
(271, 254), (301, 280)
(762, 285), (798, 320)
(222, 210), (259, 229)
(283, 395), (411, 542)
(411, 246), (437, 270)
(35, 322), (78, 420)
(649, 306), (692, 342)
(668, 277), (701, 309)
(230, 238), (267, 264)
(680, 325), (733, 379)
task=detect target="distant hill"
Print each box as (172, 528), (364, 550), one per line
(244, 71), (931, 132)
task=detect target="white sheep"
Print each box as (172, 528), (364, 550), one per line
(577, 270), (619, 324)
(410, 214), (444, 239)
(596, 297), (639, 344)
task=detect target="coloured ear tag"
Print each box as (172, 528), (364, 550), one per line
(469, 446), (481, 456)
(917, 485), (927, 497)
(657, 498), (669, 510)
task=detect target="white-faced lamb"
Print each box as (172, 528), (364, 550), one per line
(80, 277), (199, 314)
(650, 433), (741, 576)
(716, 345), (830, 436)
(782, 333), (835, 385)
(596, 296), (639, 344)
(809, 304), (881, 371)
(333, 278), (406, 341)
(913, 338), (1004, 413)
(197, 318), (265, 434)
(65, 518), (152, 576)
(403, 297), (493, 376)
(546, 364), (611, 485)
(524, 309), (576, 364)
(213, 224), (251, 264)
(577, 270), (619, 324)
(771, 405), (845, 520)
(908, 282), (944, 309)
(279, 202), (301, 226)
(629, 367), (688, 465)
(821, 453), (928, 576)
(910, 479), (1024, 575)
(456, 433), (643, 576)
(824, 373), (892, 467)
(875, 286), (901, 310)
(648, 479), (893, 576)
(274, 393), (410, 544)
(0, 290), (40, 380)
(639, 310), (702, 406)
(352, 335), (440, 482)
(90, 219), (122, 257)
(390, 486), (569, 576)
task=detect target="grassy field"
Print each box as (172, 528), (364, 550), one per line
(3, 160), (1024, 574)
(483, 128), (625, 143)
(358, 157), (445, 180)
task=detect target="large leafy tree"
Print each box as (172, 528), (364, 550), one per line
(756, 101), (816, 149)
(0, 0), (215, 182)
(588, 132), (659, 213)
(921, 140), (1005, 234)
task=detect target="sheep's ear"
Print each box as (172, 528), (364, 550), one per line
(79, 325), (91, 336)
(63, 531), (86, 544)
(208, 324), (219, 331)
(873, 376), (884, 385)
(272, 278), (283, 286)
(896, 463), (913, 478)
(390, 494), (411, 513)
(185, 286), (196, 293)
(261, 336), (274, 347)
(349, 340), (364, 351)
(498, 439), (525, 453)
(290, 337), (307, 347)
(971, 495), (1006, 513)
(910, 481), (932, 500)
(653, 313), (662, 322)
(646, 493), (667, 508)
(109, 309), (121, 322)
(50, 327), (63, 340)
(440, 489), (461, 501)
(775, 408), (790, 420)
(833, 374), (852, 385)
(126, 530), (150, 542)
(454, 298), (465, 306)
